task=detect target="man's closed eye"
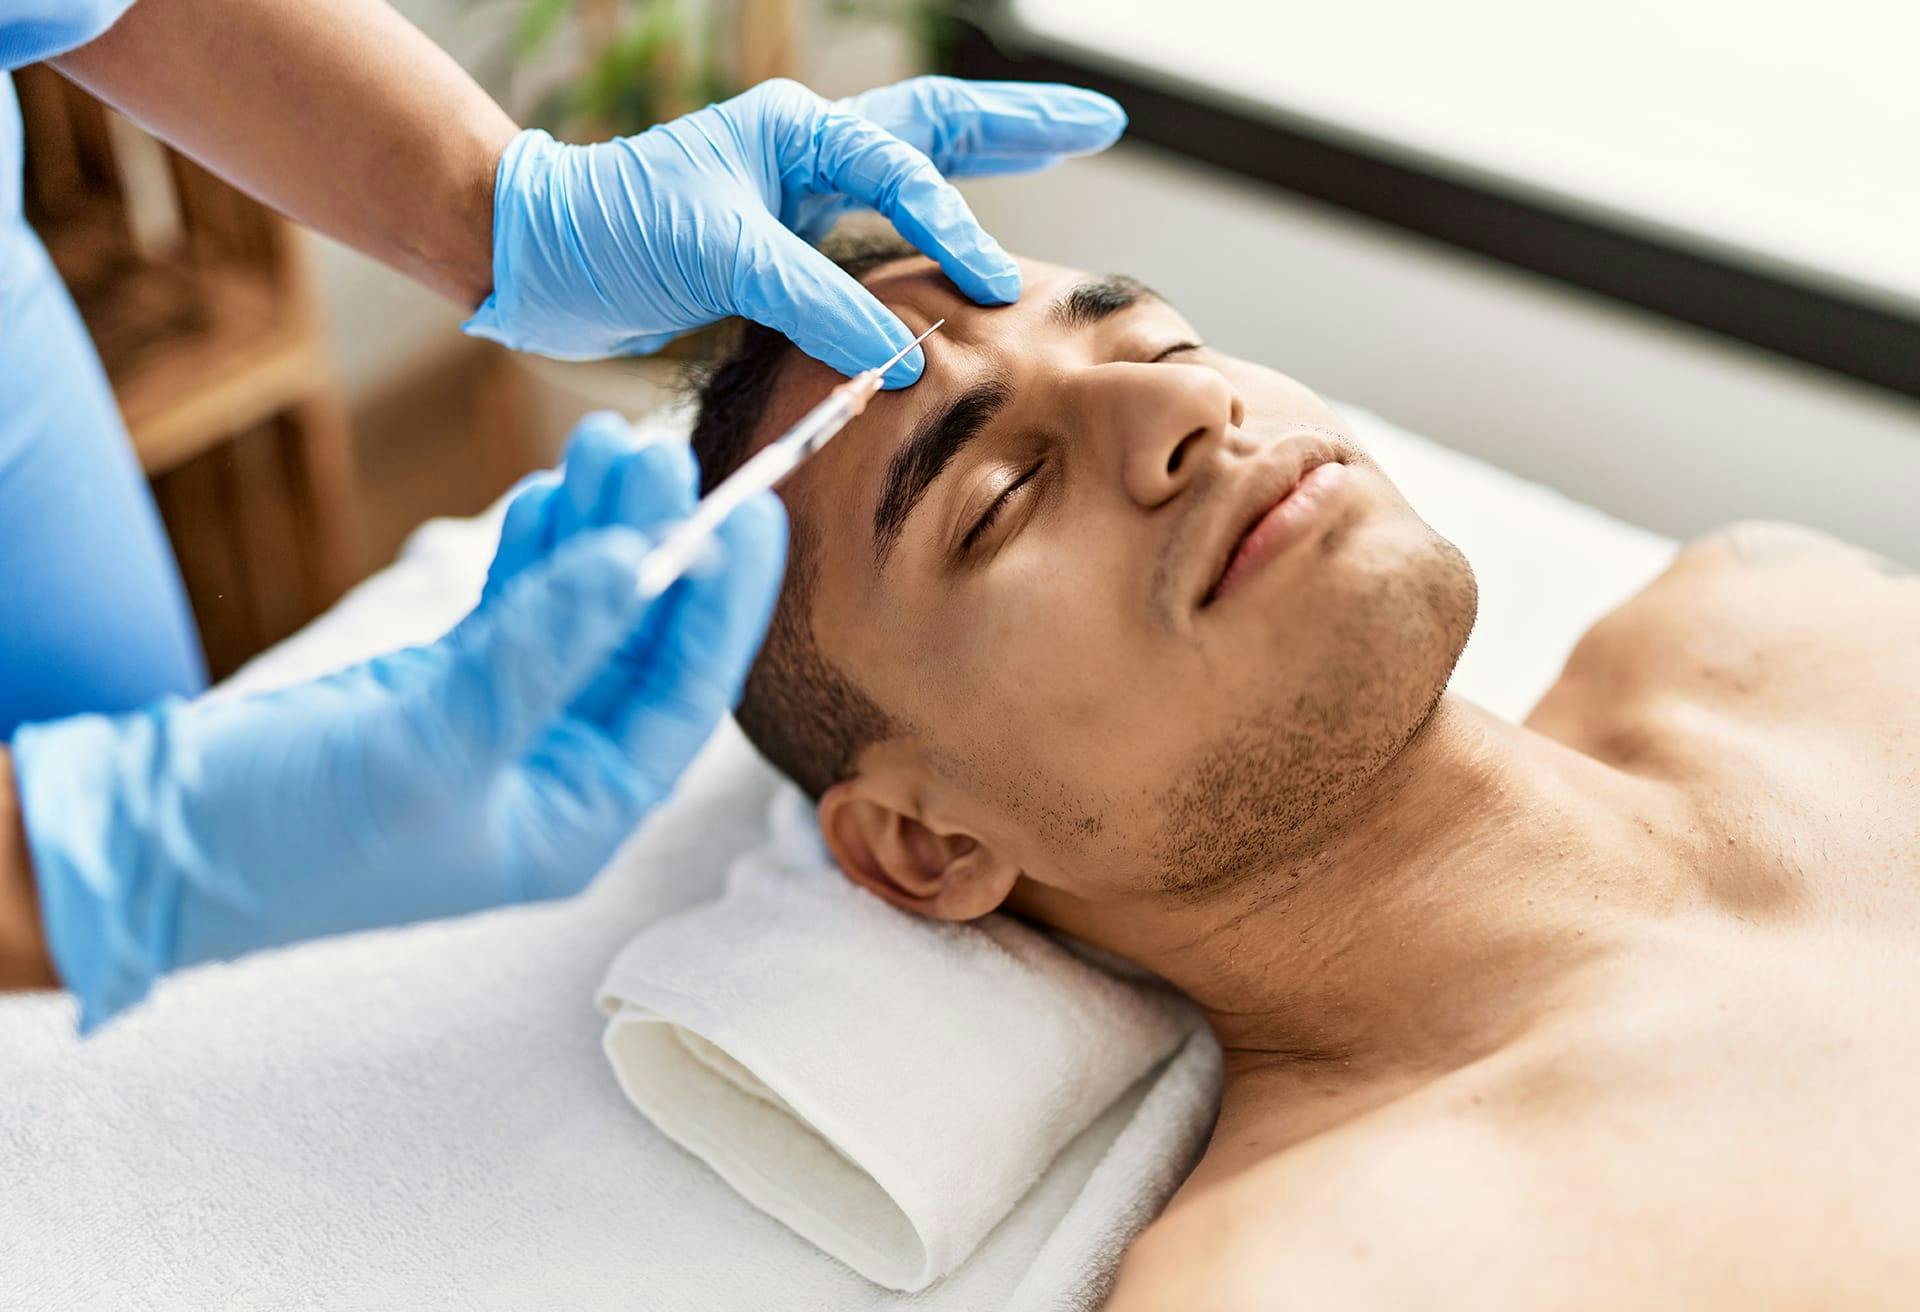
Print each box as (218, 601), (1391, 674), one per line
(960, 461), (1046, 557)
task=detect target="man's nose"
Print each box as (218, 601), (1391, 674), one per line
(1080, 363), (1246, 508)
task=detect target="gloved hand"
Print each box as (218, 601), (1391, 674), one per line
(465, 75), (1126, 382)
(12, 418), (785, 1029)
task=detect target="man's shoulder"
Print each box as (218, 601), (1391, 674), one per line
(1683, 520), (1900, 573)
(1103, 1101), (1530, 1311)
(1578, 519), (1873, 643)
(1608, 519), (1908, 629)
(1528, 517), (1916, 752)
(1103, 1188), (1305, 1312)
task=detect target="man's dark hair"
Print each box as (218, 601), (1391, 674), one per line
(689, 229), (919, 798)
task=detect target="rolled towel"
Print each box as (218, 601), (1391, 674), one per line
(596, 788), (1198, 1292)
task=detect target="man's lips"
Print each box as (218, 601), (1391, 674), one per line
(1201, 444), (1348, 606)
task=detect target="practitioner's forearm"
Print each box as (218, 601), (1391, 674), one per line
(0, 748), (56, 992)
(54, 0), (517, 308)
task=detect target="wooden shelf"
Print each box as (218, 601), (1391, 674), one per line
(114, 265), (329, 476)
(33, 186), (330, 477)
(19, 65), (361, 676)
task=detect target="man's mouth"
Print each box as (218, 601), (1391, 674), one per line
(1201, 442), (1349, 607)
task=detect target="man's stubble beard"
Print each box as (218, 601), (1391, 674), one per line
(1147, 532), (1478, 902)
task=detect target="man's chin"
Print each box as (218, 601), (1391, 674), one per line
(1149, 526), (1476, 898)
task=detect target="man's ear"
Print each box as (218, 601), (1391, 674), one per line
(817, 779), (1020, 922)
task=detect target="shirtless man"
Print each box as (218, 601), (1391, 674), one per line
(689, 233), (1920, 1309)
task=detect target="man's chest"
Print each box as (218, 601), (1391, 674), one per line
(1500, 933), (1920, 1308)
(1181, 931), (1920, 1311)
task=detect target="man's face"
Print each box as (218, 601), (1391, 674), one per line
(770, 255), (1474, 910)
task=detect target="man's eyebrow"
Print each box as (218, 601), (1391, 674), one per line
(1050, 274), (1158, 330)
(872, 374), (1014, 567)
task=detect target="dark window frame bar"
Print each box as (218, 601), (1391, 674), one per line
(944, 21), (1920, 402)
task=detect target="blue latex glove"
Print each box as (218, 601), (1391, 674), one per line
(466, 75), (1127, 382)
(12, 419), (785, 1029)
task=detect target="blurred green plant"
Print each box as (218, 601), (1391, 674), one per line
(475, 0), (973, 141)
(467, 0), (968, 364)
(504, 0), (740, 140)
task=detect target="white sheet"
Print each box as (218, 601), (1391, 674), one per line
(0, 404), (1676, 1308)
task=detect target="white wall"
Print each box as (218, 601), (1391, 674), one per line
(960, 145), (1920, 564)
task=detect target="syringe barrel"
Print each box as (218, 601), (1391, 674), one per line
(631, 386), (860, 599)
(780, 388), (862, 462)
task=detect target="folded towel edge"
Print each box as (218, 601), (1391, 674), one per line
(597, 974), (1182, 1256)
(601, 1011), (941, 1291)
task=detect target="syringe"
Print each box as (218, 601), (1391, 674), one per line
(633, 318), (945, 599)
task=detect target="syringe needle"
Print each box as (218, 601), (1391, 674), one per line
(870, 318), (946, 379)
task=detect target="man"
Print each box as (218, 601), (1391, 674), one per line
(690, 232), (1920, 1308)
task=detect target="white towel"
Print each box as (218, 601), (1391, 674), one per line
(597, 790), (1199, 1292)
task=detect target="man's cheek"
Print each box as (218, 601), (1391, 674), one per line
(986, 608), (1143, 738)
(963, 559), (1090, 653)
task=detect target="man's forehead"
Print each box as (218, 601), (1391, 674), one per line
(761, 254), (1086, 428)
(759, 254), (1094, 535)
(862, 252), (1087, 318)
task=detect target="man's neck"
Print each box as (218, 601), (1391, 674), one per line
(1096, 697), (1693, 1084)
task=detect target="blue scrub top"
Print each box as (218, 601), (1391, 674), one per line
(1, 0), (208, 738)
